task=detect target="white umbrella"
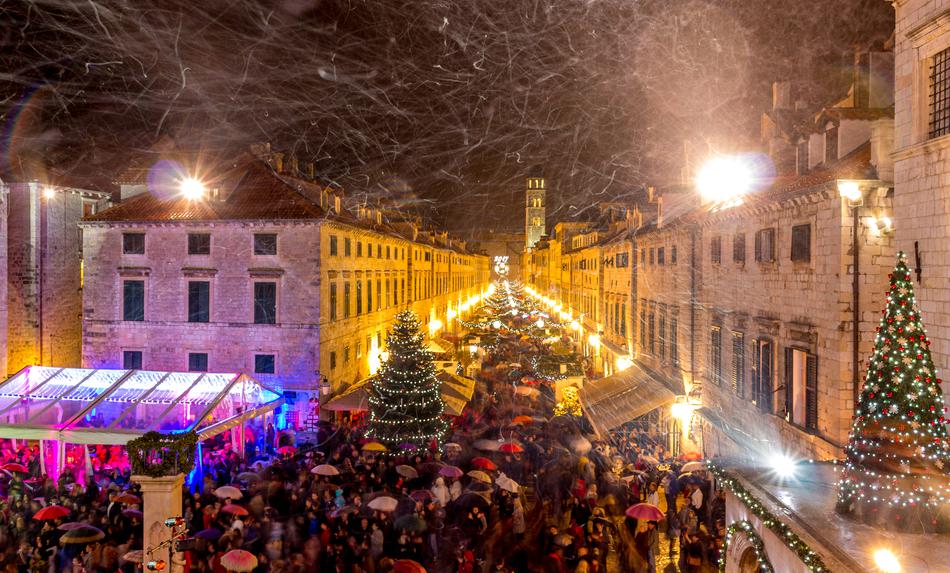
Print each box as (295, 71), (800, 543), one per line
(680, 461), (705, 473)
(213, 486), (243, 500)
(473, 439), (501, 451)
(367, 496), (399, 512)
(396, 465), (419, 479)
(312, 464), (340, 476)
(496, 474), (521, 493)
(640, 455), (660, 465)
(568, 435), (592, 455)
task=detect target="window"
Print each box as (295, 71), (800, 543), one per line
(752, 339), (774, 411)
(330, 282), (338, 321)
(615, 253), (629, 268)
(670, 316), (679, 366)
(329, 351), (337, 370)
(639, 307), (647, 349)
(754, 228), (776, 262)
(386, 246), (391, 259)
(732, 332), (745, 396)
(671, 246), (677, 265)
(376, 280), (381, 311)
(253, 282), (277, 324)
(658, 314), (666, 360)
(710, 327), (722, 385)
(329, 235), (338, 256)
(356, 281), (363, 315)
(640, 249), (645, 265)
(377, 244), (382, 259)
(123, 280), (145, 321)
(929, 47), (950, 139)
(796, 140), (809, 175)
(188, 233), (211, 255)
(344, 345), (350, 365)
(784, 348), (819, 430)
(356, 341), (363, 358)
(620, 303), (626, 337)
(791, 224), (811, 262)
(657, 248), (665, 265)
(188, 281), (210, 323)
(255, 354), (276, 374)
(123, 350), (143, 370)
(253, 233), (277, 255)
(357, 242), (363, 257)
(188, 353), (208, 372)
(710, 237), (722, 264)
(344, 237), (352, 257)
(344, 282), (351, 318)
(648, 311), (656, 354)
(733, 234), (745, 263)
(385, 280), (390, 308)
(824, 126), (838, 163)
(123, 233), (145, 254)
(649, 248), (654, 265)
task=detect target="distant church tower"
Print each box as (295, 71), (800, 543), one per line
(525, 177), (546, 249)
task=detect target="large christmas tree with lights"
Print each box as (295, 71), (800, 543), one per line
(367, 310), (448, 450)
(837, 253), (950, 530)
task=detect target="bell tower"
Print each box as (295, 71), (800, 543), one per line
(525, 177), (546, 249)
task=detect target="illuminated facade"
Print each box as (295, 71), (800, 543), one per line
(525, 177), (546, 249)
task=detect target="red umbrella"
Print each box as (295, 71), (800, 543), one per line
(471, 457), (498, 471)
(2, 463), (28, 473)
(114, 493), (142, 505)
(277, 446), (296, 455)
(33, 505), (70, 521)
(499, 442), (523, 454)
(438, 465), (463, 478)
(681, 451), (702, 461)
(625, 503), (664, 521)
(220, 549), (258, 572)
(393, 559), (427, 573)
(221, 504), (249, 516)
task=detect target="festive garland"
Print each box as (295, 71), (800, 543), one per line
(708, 462), (830, 573)
(720, 520), (774, 573)
(127, 431), (198, 478)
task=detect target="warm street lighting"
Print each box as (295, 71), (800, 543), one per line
(179, 177), (206, 200)
(769, 452), (799, 480)
(616, 356), (633, 371)
(696, 156), (754, 204)
(872, 548), (901, 573)
(670, 398), (695, 424)
(837, 180), (863, 204)
(42, 187), (56, 199)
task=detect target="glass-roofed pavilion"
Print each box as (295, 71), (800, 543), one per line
(0, 366), (283, 444)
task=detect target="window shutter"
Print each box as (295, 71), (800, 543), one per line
(754, 231), (762, 262)
(784, 348), (794, 419)
(806, 354), (819, 431)
(732, 334), (743, 396)
(751, 340), (760, 406)
(761, 342), (773, 411)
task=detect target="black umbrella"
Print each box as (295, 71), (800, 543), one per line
(195, 528), (223, 540)
(60, 525), (105, 544)
(453, 491), (490, 511)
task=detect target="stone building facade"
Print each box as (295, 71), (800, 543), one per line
(81, 153), (490, 424)
(5, 182), (110, 375)
(892, 0), (950, 389)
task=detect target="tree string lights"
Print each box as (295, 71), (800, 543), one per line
(836, 253), (950, 525)
(554, 385), (582, 417)
(367, 310), (448, 449)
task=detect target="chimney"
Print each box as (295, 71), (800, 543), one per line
(853, 47), (869, 108)
(870, 118), (895, 182)
(772, 81), (792, 111)
(273, 152), (284, 173)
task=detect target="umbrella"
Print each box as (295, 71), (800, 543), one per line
(237, 472), (261, 482)
(496, 474), (521, 493)
(443, 442), (462, 451)
(214, 486), (243, 500)
(512, 415), (534, 425)
(467, 470), (492, 484)
(312, 464), (340, 476)
(121, 509), (143, 519)
(362, 442), (388, 452)
(60, 525), (105, 544)
(554, 533), (574, 547)
(394, 514), (428, 532)
(621, 473), (645, 483)
(625, 503), (664, 521)
(122, 550), (144, 564)
(473, 439), (501, 451)
(398, 443), (418, 451)
(396, 465), (419, 479)
(332, 505), (360, 518)
(418, 462), (445, 474)
(195, 528), (223, 540)
(393, 559), (427, 573)
(114, 493), (142, 505)
(2, 462), (27, 473)
(438, 465), (463, 478)
(58, 522), (89, 531)
(33, 505), (70, 521)
(499, 442), (523, 454)
(410, 490), (433, 502)
(367, 496), (399, 512)
(471, 457), (498, 471)
(680, 461), (705, 473)
(454, 491), (490, 510)
(514, 386), (540, 397)
(567, 436), (592, 455)
(221, 504), (249, 516)
(640, 455), (660, 465)
(220, 549), (258, 572)
(276, 446), (296, 456)
(681, 451), (702, 461)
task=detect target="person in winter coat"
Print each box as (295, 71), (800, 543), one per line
(449, 478), (463, 501)
(512, 497), (526, 538)
(431, 477), (450, 507)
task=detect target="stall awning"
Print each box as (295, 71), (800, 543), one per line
(322, 372), (475, 416)
(580, 362), (680, 436)
(426, 338), (451, 354)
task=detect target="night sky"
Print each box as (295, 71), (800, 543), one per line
(0, 0), (892, 232)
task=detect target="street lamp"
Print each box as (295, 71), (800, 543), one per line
(179, 177), (206, 200)
(695, 155), (755, 204)
(319, 377), (331, 397)
(872, 549), (901, 573)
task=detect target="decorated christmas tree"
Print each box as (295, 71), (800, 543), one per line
(367, 310), (449, 450)
(837, 253), (950, 530)
(554, 386), (583, 417)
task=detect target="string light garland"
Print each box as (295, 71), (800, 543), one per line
(367, 309), (449, 449)
(720, 520), (774, 573)
(708, 462), (829, 573)
(836, 253), (950, 525)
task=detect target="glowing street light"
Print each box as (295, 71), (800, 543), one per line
(837, 180), (863, 204)
(769, 452), (799, 480)
(179, 177), (206, 200)
(872, 548), (901, 573)
(696, 156), (754, 204)
(42, 187), (56, 200)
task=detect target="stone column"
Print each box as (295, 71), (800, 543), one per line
(133, 474), (185, 573)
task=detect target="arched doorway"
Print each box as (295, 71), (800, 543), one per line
(738, 547), (760, 573)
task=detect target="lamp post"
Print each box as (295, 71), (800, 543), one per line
(838, 180), (863, 409)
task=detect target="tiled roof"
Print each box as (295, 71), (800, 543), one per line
(85, 155), (329, 222)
